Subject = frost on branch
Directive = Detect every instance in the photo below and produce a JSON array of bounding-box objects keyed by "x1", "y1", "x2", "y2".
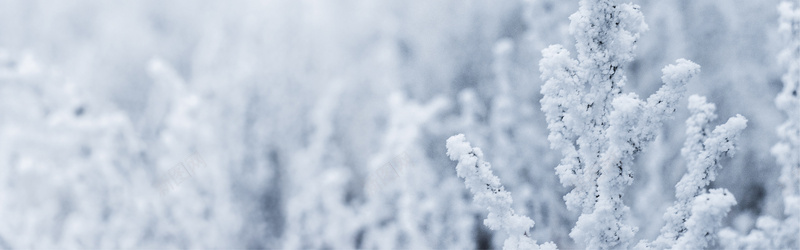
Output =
[
  {"x1": 539, "y1": 0, "x2": 700, "y2": 248},
  {"x1": 446, "y1": 134, "x2": 556, "y2": 250},
  {"x1": 640, "y1": 95, "x2": 746, "y2": 249},
  {"x1": 673, "y1": 189, "x2": 736, "y2": 249},
  {"x1": 720, "y1": 2, "x2": 800, "y2": 249}
]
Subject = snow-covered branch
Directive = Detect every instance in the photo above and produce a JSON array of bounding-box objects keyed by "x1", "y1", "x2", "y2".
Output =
[
  {"x1": 673, "y1": 189, "x2": 736, "y2": 249},
  {"x1": 446, "y1": 134, "x2": 556, "y2": 250},
  {"x1": 641, "y1": 95, "x2": 746, "y2": 249}
]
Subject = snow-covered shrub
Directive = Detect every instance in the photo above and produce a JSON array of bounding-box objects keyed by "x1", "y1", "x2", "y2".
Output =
[
  {"x1": 444, "y1": 0, "x2": 749, "y2": 249},
  {"x1": 4, "y1": 0, "x2": 799, "y2": 249},
  {"x1": 447, "y1": 96, "x2": 747, "y2": 249},
  {"x1": 538, "y1": 0, "x2": 707, "y2": 248}
]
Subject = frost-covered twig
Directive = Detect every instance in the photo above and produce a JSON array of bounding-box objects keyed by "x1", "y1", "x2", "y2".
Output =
[
  {"x1": 641, "y1": 95, "x2": 746, "y2": 249},
  {"x1": 673, "y1": 189, "x2": 736, "y2": 249},
  {"x1": 446, "y1": 134, "x2": 556, "y2": 250},
  {"x1": 539, "y1": 0, "x2": 701, "y2": 248}
]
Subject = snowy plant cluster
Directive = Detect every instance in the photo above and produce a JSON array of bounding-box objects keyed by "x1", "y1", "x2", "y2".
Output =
[{"x1": 0, "y1": 0, "x2": 798, "y2": 249}]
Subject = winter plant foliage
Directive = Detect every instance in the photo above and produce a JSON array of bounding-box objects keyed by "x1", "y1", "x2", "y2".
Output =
[
  {"x1": 448, "y1": 0, "x2": 749, "y2": 249},
  {"x1": 539, "y1": 0, "x2": 704, "y2": 248},
  {"x1": 642, "y1": 95, "x2": 746, "y2": 249},
  {"x1": 5, "y1": 0, "x2": 800, "y2": 249}
]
